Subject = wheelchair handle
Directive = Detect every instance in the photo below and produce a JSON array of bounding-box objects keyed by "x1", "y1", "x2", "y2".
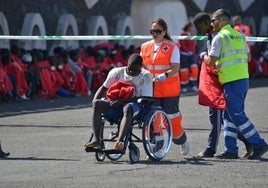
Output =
[{"x1": 137, "y1": 97, "x2": 155, "y2": 105}]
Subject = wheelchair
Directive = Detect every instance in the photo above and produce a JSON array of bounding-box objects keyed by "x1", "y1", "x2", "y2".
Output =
[{"x1": 85, "y1": 97, "x2": 173, "y2": 163}]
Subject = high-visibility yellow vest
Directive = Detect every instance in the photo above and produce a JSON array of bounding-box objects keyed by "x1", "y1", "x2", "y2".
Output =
[{"x1": 217, "y1": 24, "x2": 249, "y2": 85}]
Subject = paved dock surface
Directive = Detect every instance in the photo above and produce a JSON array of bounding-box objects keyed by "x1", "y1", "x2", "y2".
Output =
[{"x1": 1, "y1": 78, "x2": 268, "y2": 188}]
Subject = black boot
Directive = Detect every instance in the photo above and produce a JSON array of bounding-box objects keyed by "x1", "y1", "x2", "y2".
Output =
[
  {"x1": 0, "y1": 142, "x2": 10, "y2": 158},
  {"x1": 238, "y1": 133, "x2": 253, "y2": 158}
]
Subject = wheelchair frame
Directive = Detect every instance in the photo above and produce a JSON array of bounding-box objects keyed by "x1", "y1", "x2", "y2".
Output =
[{"x1": 85, "y1": 97, "x2": 173, "y2": 163}]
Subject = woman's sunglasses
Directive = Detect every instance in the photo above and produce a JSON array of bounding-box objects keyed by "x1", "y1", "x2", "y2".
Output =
[{"x1": 149, "y1": 29, "x2": 163, "y2": 35}]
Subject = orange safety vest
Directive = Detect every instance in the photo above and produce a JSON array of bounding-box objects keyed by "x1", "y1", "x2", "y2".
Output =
[
  {"x1": 234, "y1": 24, "x2": 251, "y2": 37},
  {"x1": 234, "y1": 24, "x2": 252, "y2": 49},
  {"x1": 141, "y1": 40, "x2": 180, "y2": 98}
]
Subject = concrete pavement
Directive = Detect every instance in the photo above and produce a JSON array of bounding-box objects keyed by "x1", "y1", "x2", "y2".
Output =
[{"x1": 1, "y1": 78, "x2": 268, "y2": 188}]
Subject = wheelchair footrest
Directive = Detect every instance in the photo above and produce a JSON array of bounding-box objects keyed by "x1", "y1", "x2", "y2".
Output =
[
  {"x1": 85, "y1": 147, "x2": 125, "y2": 154},
  {"x1": 85, "y1": 147, "x2": 100, "y2": 152},
  {"x1": 102, "y1": 149, "x2": 125, "y2": 154}
]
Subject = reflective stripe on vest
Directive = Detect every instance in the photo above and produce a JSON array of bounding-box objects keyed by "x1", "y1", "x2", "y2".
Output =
[
  {"x1": 144, "y1": 64, "x2": 179, "y2": 77},
  {"x1": 219, "y1": 58, "x2": 248, "y2": 68},
  {"x1": 144, "y1": 65, "x2": 171, "y2": 71},
  {"x1": 219, "y1": 32, "x2": 248, "y2": 68}
]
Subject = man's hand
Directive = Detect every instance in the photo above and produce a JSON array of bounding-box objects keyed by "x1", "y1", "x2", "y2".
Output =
[
  {"x1": 213, "y1": 64, "x2": 220, "y2": 74},
  {"x1": 154, "y1": 73, "x2": 167, "y2": 82}
]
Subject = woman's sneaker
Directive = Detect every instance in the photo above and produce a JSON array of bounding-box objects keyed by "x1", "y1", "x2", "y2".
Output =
[{"x1": 180, "y1": 141, "x2": 190, "y2": 156}]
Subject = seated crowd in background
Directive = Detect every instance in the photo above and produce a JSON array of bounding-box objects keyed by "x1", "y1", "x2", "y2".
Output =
[
  {"x1": 0, "y1": 42, "x2": 139, "y2": 103},
  {"x1": 0, "y1": 39, "x2": 267, "y2": 104}
]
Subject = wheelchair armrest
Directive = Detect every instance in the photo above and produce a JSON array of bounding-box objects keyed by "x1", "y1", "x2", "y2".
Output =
[
  {"x1": 103, "y1": 116, "x2": 121, "y2": 125},
  {"x1": 137, "y1": 97, "x2": 155, "y2": 106}
]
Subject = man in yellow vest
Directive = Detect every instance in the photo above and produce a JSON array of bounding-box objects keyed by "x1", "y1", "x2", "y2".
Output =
[{"x1": 203, "y1": 9, "x2": 268, "y2": 159}]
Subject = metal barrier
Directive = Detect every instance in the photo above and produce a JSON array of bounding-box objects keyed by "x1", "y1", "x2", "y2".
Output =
[{"x1": 0, "y1": 35, "x2": 267, "y2": 42}]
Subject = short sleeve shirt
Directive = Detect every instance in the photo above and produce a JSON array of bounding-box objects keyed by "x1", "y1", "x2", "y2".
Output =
[
  {"x1": 103, "y1": 67, "x2": 153, "y2": 97},
  {"x1": 208, "y1": 34, "x2": 222, "y2": 58}
]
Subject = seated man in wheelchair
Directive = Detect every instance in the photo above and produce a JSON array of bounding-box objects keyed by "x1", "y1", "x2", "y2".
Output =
[{"x1": 84, "y1": 53, "x2": 153, "y2": 151}]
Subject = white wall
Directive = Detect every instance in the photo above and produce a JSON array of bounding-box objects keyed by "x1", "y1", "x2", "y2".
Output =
[{"x1": 131, "y1": 0, "x2": 188, "y2": 47}]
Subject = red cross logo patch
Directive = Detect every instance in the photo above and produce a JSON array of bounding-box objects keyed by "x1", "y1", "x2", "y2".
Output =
[{"x1": 162, "y1": 45, "x2": 169, "y2": 52}]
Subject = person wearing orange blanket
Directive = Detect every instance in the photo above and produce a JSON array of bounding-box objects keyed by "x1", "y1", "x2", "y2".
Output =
[
  {"x1": 68, "y1": 49, "x2": 90, "y2": 96},
  {"x1": 140, "y1": 18, "x2": 190, "y2": 156},
  {"x1": 31, "y1": 50, "x2": 55, "y2": 99},
  {"x1": 2, "y1": 46, "x2": 29, "y2": 100},
  {"x1": 0, "y1": 68, "x2": 13, "y2": 102},
  {"x1": 30, "y1": 50, "x2": 71, "y2": 99}
]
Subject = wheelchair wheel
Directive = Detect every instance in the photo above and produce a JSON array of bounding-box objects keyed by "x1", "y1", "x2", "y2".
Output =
[
  {"x1": 106, "y1": 129, "x2": 123, "y2": 161},
  {"x1": 142, "y1": 108, "x2": 172, "y2": 161},
  {"x1": 129, "y1": 143, "x2": 140, "y2": 163},
  {"x1": 95, "y1": 151, "x2": 105, "y2": 162}
]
